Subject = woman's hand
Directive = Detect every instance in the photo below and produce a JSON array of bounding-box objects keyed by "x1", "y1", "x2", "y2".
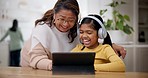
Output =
[
  {"x1": 48, "y1": 60, "x2": 52, "y2": 71},
  {"x1": 112, "y1": 43, "x2": 126, "y2": 59}
]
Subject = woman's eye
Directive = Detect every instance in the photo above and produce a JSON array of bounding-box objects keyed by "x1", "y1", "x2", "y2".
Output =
[
  {"x1": 79, "y1": 31, "x2": 83, "y2": 34},
  {"x1": 69, "y1": 20, "x2": 75, "y2": 23},
  {"x1": 60, "y1": 18, "x2": 64, "y2": 21}
]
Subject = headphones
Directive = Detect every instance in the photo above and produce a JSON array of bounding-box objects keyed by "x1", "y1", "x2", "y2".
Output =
[{"x1": 78, "y1": 15, "x2": 107, "y2": 39}]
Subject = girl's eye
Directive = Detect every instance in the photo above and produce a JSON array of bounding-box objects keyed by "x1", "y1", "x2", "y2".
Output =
[{"x1": 87, "y1": 31, "x2": 92, "y2": 34}]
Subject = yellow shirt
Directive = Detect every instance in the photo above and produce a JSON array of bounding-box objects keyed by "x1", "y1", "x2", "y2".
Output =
[{"x1": 71, "y1": 44, "x2": 125, "y2": 72}]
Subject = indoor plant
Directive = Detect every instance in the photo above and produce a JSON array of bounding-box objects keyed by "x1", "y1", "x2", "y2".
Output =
[{"x1": 99, "y1": 1, "x2": 134, "y2": 35}]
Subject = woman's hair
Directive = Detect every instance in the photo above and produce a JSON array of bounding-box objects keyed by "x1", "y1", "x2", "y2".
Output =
[
  {"x1": 79, "y1": 14, "x2": 112, "y2": 46},
  {"x1": 10, "y1": 19, "x2": 18, "y2": 31},
  {"x1": 35, "y1": 0, "x2": 80, "y2": 43}
]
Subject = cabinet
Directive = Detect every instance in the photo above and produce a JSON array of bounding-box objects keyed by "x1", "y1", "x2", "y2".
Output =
[
  {"x1": 120, "y1": 0, "x2": 148, "y2": 72},
  {"x1": 122, "y1": 45, "x2": 148, "y2": 72},
  {"x1": 138, "y1": 0, "x2": 148, "y2": 43}
]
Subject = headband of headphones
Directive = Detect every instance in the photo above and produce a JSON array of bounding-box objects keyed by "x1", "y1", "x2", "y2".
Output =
[
  {"x1": 79, "y1": 15, "x2": 107, "y2": 38},
  {"x1": 79, "y1": 16, "x2": 105, "y2": 30}
]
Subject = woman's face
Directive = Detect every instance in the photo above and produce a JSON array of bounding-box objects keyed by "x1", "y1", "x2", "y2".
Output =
[
  {"x1": 54, "y1": 9, "x2": 76, "y2": 32},
  {"x1": 79, "y1": 24, "x2": 99, "y2": 49}
]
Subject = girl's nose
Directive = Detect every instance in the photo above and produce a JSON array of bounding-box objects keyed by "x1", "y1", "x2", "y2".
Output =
[{"x1": 82, "y1": 33, "x2": 88, "y2": 39}]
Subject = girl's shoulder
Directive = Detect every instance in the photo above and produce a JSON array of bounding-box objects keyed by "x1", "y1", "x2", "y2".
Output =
[
  {"x1": 99, "y1": 44, "x2": 111, "y2": 47},
  {"x1": 77, "y1": 44, "x2": 84, "y2": 48},
  {"x1": 71, "y1": 44, "x2": 84, "y2": 52},
  {"x1": 97, "y1": 44, "x2": 112, "y2": 50},
  {"x1": 102, "y1": 44, "x2": 111, "y2": 47}
]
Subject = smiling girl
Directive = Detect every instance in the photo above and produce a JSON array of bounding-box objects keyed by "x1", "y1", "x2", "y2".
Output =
[{"x1": 71, "y1": 14, "x2": 126, "y2": 72}]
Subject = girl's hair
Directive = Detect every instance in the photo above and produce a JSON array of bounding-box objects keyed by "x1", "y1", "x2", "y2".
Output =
[
  {"x1": 35, "y1": 0, "x2": 80, "y2": 43},
  {"x1": 79, "y1": 14, "x2": 112, "y2": 46},
  {"x1": 10, "y1": 19, "x2": 18, "y2": 32}
]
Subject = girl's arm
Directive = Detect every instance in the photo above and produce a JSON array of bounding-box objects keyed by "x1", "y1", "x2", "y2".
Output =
[
  {"x1": 103, "y1": 32, "x2": 126, "y2": 59},
  {"x1": 95, "y1": 45, "x2": 126, "y2": 72}
]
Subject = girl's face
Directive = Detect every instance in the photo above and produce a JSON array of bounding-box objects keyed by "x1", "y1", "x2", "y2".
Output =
[
  {"x1": 54, "y1": 9, "x2": 76, "y2": 32},
  {"x1": 79, "y1": 24, "x2": 99, "y2": 49}
]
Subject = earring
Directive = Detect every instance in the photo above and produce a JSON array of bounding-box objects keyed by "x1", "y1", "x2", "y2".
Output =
[
  {"x1": 52, "y1": 19, "x2": 55, "y2": 24},
  {"x1": 53, "y1": 19, "x2": 55, "y2": 23}
]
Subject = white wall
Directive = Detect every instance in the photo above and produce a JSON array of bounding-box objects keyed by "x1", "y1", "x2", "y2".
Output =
[
  {"x1": 78, "y1": 0, "x2": 113, "y2": 19},
  {"x1": 0, "y1": 0, "x2": 58, "y2": 41}
]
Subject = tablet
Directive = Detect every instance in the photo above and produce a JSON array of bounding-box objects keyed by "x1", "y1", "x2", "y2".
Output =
[
  {"x1": 52, "y1": 52, "x2": 96, "y2": 75},
  {"x1": 52, "y1": 52, "x2": 95, "y2": 66}
]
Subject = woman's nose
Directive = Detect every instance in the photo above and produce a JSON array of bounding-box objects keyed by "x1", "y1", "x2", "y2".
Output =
[{"x1": 62, "y1": 21, "x2": 69, "y2": 26}]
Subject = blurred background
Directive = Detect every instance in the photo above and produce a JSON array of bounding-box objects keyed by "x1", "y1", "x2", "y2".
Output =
[{"x1": 0, "y1": 0, "x2": 148, "y2": 72}]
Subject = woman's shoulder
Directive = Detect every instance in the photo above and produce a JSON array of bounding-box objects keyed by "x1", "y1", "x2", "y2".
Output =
[
  {"x1": 33, "y1": 24, "x2": 52, "y2": 34},
  {"x1": 31, "y1": 24, "x2": 53, "y2": 40},
  {"x1": 34, "y1": 24, "x2": 51, "y2": 31},
  {"x1": 17, "y1": 27, "x2": 22, "y2": 32}
]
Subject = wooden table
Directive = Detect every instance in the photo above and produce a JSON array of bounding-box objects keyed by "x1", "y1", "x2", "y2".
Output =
[{"x1": 0, "y1": 67, "x2": 148, "y2": 78}]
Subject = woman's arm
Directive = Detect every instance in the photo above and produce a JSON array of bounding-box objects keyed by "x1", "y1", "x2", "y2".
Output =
[
  {"x1": 29, "y1": 42, "x2": 52, "y2": 70},
  {"x1": 0, "y1": 30, "x2": 9, "y2": 42},
  {"x1": 112, "y1": 43, "x2": 126, "y2": 59}
]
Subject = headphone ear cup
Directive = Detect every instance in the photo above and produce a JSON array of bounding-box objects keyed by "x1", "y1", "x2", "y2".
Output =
[
  {"x1": 98, "y1": 28, "x2": 107, "y2": 39},
  {"x1": 98, "y1": 28, "x2": 103, "y2": 39}
]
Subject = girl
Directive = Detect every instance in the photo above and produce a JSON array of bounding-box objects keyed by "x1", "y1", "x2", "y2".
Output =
[{"x1": 71, "y1": 14, "x2": 125, "y2": 72}]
